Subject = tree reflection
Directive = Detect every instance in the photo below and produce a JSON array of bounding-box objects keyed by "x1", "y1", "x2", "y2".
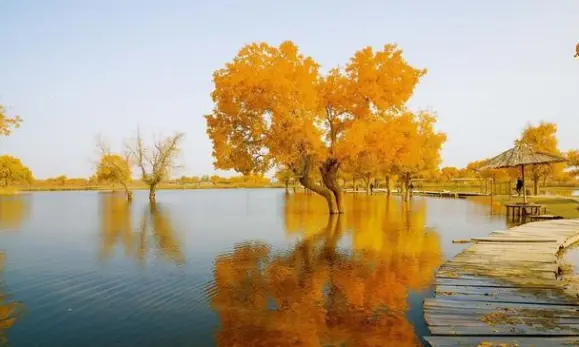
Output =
[
  {"x1": 98, "y1": 193, "x2": 184, "y2": 265},
  {"x1": 99, "y1": 193, "x2": 134, "y2": 259},
  {"x1": 0, "y1": 253, "x2": 25, "y2": 346},
  {"x1": 209, "y1": 193, "x2": 443, "y2": 346},
  {"x1": 0, "y1": 195, "x2": 30, "y2": 232}
]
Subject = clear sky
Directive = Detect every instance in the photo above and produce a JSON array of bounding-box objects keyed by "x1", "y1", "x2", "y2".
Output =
[{"x1": 0, "y1": 0, "x2": 578, "y2": 178}]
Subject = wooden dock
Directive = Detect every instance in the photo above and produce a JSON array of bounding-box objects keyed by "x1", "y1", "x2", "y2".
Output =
[
  {"x1": 343, "y1": 189, "x2": 489, "y2": 199},
  {"x1": 424, "y1": 219, "x2": 579, "y2": 347},
  {"x1": 412, "y1": 190, "x2": 489, "y2": 199}
]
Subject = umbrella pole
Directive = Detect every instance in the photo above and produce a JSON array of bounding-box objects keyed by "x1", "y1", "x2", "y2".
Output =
[{"x1": 521, "y1": 164, "x2": 527, "y2": 204}]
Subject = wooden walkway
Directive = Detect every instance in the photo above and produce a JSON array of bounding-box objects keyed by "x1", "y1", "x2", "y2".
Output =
[
  {"x1": 425, "y1": 219, "x2": 579, "y2": 347},
  {"x1": 343, "y1": 189, "x2": 489, "y2": 199}
]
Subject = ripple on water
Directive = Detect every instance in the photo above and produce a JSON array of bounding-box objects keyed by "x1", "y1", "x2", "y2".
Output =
[{"x1": 0, "y1": 191, "x2": 509, "y2": 346}]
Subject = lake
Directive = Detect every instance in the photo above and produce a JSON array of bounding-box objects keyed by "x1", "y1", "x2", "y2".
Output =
[{"x1": 0, "y1": 190, "x2": 507, "y2": 347}]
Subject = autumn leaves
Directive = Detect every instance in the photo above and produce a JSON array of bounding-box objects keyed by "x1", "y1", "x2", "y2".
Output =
[
  {"x1": 206, "y1": 41, "x2": 446, "y2": 213},
  {"x1": 0, "y1": 105, "x2": 21, "y2": 137}
]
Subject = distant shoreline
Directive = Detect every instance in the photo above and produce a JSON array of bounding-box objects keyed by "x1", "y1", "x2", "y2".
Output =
[{"x1": 8, "y1": 185, "x2": 286, "y2": 193}]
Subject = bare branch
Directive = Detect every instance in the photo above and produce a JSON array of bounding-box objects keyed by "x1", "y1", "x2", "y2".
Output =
[{"x1": 125, "y1": 130, "x2": 185, "y2": 201}]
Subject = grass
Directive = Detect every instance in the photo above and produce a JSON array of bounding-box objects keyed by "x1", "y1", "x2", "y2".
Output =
[
  {"x1": 532, "y1": 197, "x2": 579, "y2": 219},
  {"x1": 470, "y1": 195, "x2": 579, "y2": 219},
  {"x1": 417, "y1": 182, "x2": 578, "y2": 196}
]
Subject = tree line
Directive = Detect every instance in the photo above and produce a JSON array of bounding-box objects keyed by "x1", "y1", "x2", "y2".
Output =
[
  {"x1": 1, "y1": 110, "x2": 272, "y2": 199},
  {"x1": 433, "y1": 122, "x2": 579, "y2": 195},
  {"x1": 3, "y1": 41, "x2": 579, "y2": 210}
]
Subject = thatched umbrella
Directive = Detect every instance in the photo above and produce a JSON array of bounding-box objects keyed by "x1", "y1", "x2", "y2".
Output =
[{"x1": 479, "y1": 143, "x2": 567, "y2": 203}]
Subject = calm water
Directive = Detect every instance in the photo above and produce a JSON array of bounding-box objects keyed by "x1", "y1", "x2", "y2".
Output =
[{"x1": 0, "y1": 190, "x2": 507, "y2": 347}]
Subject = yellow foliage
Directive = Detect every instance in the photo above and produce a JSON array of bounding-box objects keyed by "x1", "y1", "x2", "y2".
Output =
[
  {"x1": 96, "y1": 154, "x2": 132, "y2": 187},
  {"x1": 518, "y1": 122, "x2": 563, "y2": 193},
  {"x1": 206, "y1": 41, "x2": 438, "y2": 212},
  {"x1": 0, "y1": 156, "x2": 33, "y2": 187},
  {"x1": 567, "y1": 149, "x2": 579, "y2": 177},
  {"x1": 462, "y1": 160, "x2": 519, "y2": 182},
  {"x1": 0, "y1": 105, "x2": 22, "y2": 136},
  {"x1": 440, "y1": 166, "x2": 460, "y2": 182},
  {"x1": 519, "y1": 121, "x2": 559, "y2": 153}
]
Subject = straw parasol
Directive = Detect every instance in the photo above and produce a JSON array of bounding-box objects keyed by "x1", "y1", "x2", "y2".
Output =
[{"x1": 479, "y1": 143, "x2": 567, "y2": 203}]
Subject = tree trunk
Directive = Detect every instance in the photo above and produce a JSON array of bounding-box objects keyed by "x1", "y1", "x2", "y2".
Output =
[
  {"x1": 533, "y1": 175, "x2": 539, "y2": 196},
  {"x1": 542, "y1": 175, "x2": 547, "y2": 192},
  {"x1": 149, "y1": 184, "x2": 157, "y2": 203},
  {"x1": 385, "y1": 176, "x2": 391, "y2": 195},
  {"x1": 121, "y1": 182, "x2": 133, "y2": 202},
  {"x1": 299, "y1": 174, "x2": 339, "y2": 214},
  {"x1": 402, "y1": 173, "x2": 411, "y2": 201},
  {"x1": 320, "y1": 158, "x2": 344, "y2": 213}
]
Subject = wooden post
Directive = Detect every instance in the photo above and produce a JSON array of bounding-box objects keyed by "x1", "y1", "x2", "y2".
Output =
[{"x1": 521, "y1": 164, "x2": 527, "y2": 204}]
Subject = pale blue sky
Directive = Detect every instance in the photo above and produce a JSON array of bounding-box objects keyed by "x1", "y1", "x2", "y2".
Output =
[{"x1": 0, "y1": 0, "x2": 577, "y2": 178}]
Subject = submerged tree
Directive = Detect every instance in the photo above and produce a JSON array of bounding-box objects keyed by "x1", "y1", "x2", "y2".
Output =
[
  {"x1": 0, "y1": 105, "x2": 22, "y2": 137},
  {"x1": 126, "y1": 130, "x2": 184, "y2": 203},
  {"x1": 275, "y1": 167, "x2": 296, "y2": 193},
  {"x1": 96, "y1": 138, "x2": 133, "y2": 200},
  {"x1": 206, "y1": 41, "x2": 438, "y2": 213}
]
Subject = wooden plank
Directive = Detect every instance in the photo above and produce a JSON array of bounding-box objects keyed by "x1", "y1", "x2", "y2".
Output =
[
  {"x1": 435, "y1": 277, "x2": 563, "y2": 289},
  {"x1": 428, "y1": 324, "x2": 579, "y2": 336},
  {"x1": 425, "y1": 313, "x2": 579, "y2": 325},
  {"x1": 424, "y1": 336, "x2": 579, "y2": 347},
  {"x1": 440, "y1": 263, "x2": 557, "y2": 273},
  {"x1": 425, "y1": 298, "x2": 579, "y2": 312},
  {"x1": 437, "y1": 269, "x2": 557, "y2": 281},
  {"x1": 471, "y1": 237, "x2": 559, "y2": 243},
  {"x1": 435, "y1": 285, "x2": 573, "y2": 304}
]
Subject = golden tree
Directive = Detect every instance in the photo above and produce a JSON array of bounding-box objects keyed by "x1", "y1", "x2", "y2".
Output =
[
  {"x1": 96, "y1": 155, "x2": 133, "y2": 200},
  {"x1": 567, "y1": 149, "x2": 579, "y2": 178},
  {"x1": 0, "y1": 105, "x2": 22, "y2": 136},
  {"x1": 0, "y1": 156, "x2": 33, "y2": 188},
  {"x1": 206, "y1": 41, "x2": 429, "y2": 213},
  {"x1": 387, "y1": 112, "x2": 446, "y2": 198},
  {"x1": 518, "y1": 122, "x2": 562, "y2": 195},
  {"x1": 96, "y1": 137, "x2": 133, "y2": 200},
  {"x1": 440, "y1": 167, "x2": 459, "y2": 182}
]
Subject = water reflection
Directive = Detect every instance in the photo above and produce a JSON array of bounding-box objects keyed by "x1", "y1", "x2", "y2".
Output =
[
  {"x1": 209, "y1": 193, "x2": 443, "y2": 346},
  {"x1": 98, "y1": 193, "x2": 184, "y2": 265},
  {"x1": 0, "y1": 195, "x2": 30, "y2": 232},
  {"x1": 0, "y1": 253, "x2": 25, "y2": 346}
]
